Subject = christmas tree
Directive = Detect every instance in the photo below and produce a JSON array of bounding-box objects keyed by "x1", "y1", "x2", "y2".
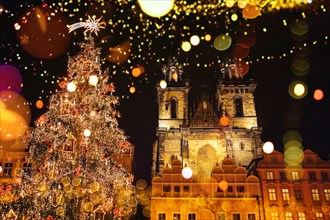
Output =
[{"x1": 0, "y1": 18, "x2": 138, "y2": 219}]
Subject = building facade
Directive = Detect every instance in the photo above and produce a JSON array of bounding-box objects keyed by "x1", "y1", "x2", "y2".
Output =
[{"x1": 253, "y1": 149, "x2": 330, "y2": 220}]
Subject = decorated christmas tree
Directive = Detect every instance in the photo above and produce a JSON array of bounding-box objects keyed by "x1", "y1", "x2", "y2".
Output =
[{"x1": 0, "y1": 18, "x2": 138, "y2": 219}]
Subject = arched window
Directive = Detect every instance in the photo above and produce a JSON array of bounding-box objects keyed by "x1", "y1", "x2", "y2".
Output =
[
  {"x1": 170, "y1": 98, "x2": 177, "y2": 118},
  {"x1": 234, "y1": 96, "x2": 243, "y2": 117}
]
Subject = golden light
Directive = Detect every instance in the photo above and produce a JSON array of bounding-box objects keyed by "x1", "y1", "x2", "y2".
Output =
[
  {"x1": 313, "y1": 89, "x2": 324, "y2": 101},
  {"x1": 263, "y1": 141, "x2": 274, "y2": 154},
  {"x1": 129, "y1": 86, "x2": 136, "y2": 93},
  {"x1": 219, "y1": 180, "x2": 228, "y2": 191},
  {"x1": 293, "y1": 83, "x2": 305, "y2": 96},
  {"x1": 205, "y1": 34, "x2": 211, "y2": 41},
  {"x1": 138, "y1": 0, "x2": 174, "y2": 18},
  {"x1": 231, "y1": 13, "x2": 238, "y2": 21},
  {"x1": 213, "y1": 34, "x2": 232, "y2": 51},
  {"x1": 190, "y1": 35, "x2": 200, "y2": 46},
  {"x1": 238, "y1": 0, "x2": 248, "y2": 8},
  {"x1": 181, "y1": 41, "x2": 191, "y2": 52},
  {"x1": 88, "y1": 75, "x2": 99, "y2": 86},
  {"x1": 90, "y1": 110, "x2": 97, "y2": 117},
  {"x1": 182, "y1": 166, "x2": 193, "y2": 179},
  {"x1": 36, "y1": 100, "x2": 44, "y2": 109},
  {"x1": 0, "y1": 165, "x2": 2, "y2": 173},
  {"x1": 159, "y1": 80, "x2": 167, "y2": 89},
  {"x1": 83, "y1": 129, "x2": 91, "y2": 137},
  {"x1": 67, "y1": 82, "x2": 76, "y2": 92}
]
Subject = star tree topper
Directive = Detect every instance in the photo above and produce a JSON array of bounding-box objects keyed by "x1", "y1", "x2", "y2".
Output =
[{"x1": 68, "y1": 16, "x2": 105, "y2": 35}]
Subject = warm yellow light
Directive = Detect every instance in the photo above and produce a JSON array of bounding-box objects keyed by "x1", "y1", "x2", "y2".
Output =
[
  {"x1": 129, "y1": 86, "x2": 136, "y2": 93},
  {"x1": 231, "y1": 13, "x2": 238, "y2": 21},
  {"x1": 263, "y1": 141, "x2": 274, "y2": 154},
  {"x1": 0, "y1": 165, "x2": 2, "y2": 173},
  {"x1": 83, "y1": 129, "x2": 91, "y2": 137},
  {"x1": 88, "y1": 75, "x2": 99, "y2": 86},
  {"x1": 159, "y1": 80, "x2": 167, "y2": 89},
  {"x1": 205, "y1": 34, "x2": 211, "y2": 41},
  {"x1": 294, "y1": 83, "x2": 305, "y2": 96},
  {"x1": 181, "y1": 41, "x2": 191, "y2": 52},
  {"x1": 190, "y1": 35, "x2": 200, "y2": 46},
  {"x1": 182, "y1": 166, "x2": 193, "y2": 179},
  {"x1": 138, "y1": 0, "x2": 174, "y2": 17},
  {"x1": 67, "y1": 82, "x2": 76, "y2": 92}
]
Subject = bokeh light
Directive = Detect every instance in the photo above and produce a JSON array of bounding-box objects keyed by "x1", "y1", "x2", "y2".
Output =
[
  {"x1": 290, "y1": 20, "x2": 309, "y2": 36},
  {"x1": 205, "y1": 34, "x2": 211, "y2": 41},
  {"x1": 16, "y1": 6, "x2": 70, "y2": 59},
  {"x1": 88, "y1": 75, "x2": 99, "y2": 86},
  {"x1": 159, "y1": 80, "x2": 167, "y2": 89},
  {"x1": 138, "y1": 0, "x2": 174, "y2": 18},
  {"x1": 35, "y1": 100, "x2": 44, "y2": 109},
  {"x1": 218, "y1": 180, "x2": 228, "y2": 191},
  {"x1": 136, "y1": 179, "x2": 147, "y2": 190},
  {"x1": 313, "y1": 89, "x2": 324, "y2": 101},
  {"x1": 288, "y1": 81, "x2": 307, "y2": 99},
  {"x1": 242, "y1": 4, "x2": 260, "y2": 19},
  {"x1": 182, "y1": 166, "x2": 193, "y2": 179},
  {"x1": 129, "y1": 86, "x2": 136, "y2": 94},
  {"x1": 107, "y1": 40, "x2": 131, "y2": 65},
  {"x1": 263, "y1": 141, "x2": 274, "y2": 154},
  {"x1": 67, "y1": 82, "x2": 77, "y2": 92},
  {"x1": 190, "y1": 35, "x2": 200, "y2": 46},
  {"x1": 0, "y1": 64, "x2": 22, "y2": 94},
  {"x1": 132, "y1": 66, "x2": 145, "y2": 78},
  {"x1": 181, "y1": 41, "x2": 191, "y2": 52},
  {"x1": 214, "y1": 34, "x2": 232, "y2": 51},
  {"x1": 83, "y1": 129, "x2": 91, "y2": 137}
]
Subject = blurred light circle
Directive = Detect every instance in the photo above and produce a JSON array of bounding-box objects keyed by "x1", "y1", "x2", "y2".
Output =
[
  {"x1": 83, "y1": 129, "x2": 91, "y2": 137},
  {"x1": 290, "y1": 20, "x2": 309, "y2": 36},
  {"x1": 16, "y1": 6, "x2": 70, "y2": 59},
  {"x1": 190, "y1": 35, "x2": 200, "y2": 46},
  {"x1": 67, "y1": 82, "x2": 76, "y2": 92},
  {"x1": 0, "y1": 64, "x2": 22, "y2": 94},
  {"x1": 88, "y1": 75, "x2": 99, "y2": 86},
  {"x1": 35, "y1": 100, "x2": 44, "y2": 109},
  {"x1": 181, "y1": 41, "x2": 191, "y2": 52},
  {"x1": 138, "y1": 0, "x2": 174, "y2": 17},
  {"x1": 14, "y1": 23, "x2": 21, "y2": 30},
  {"x1": 213, "y1": 34, "x2": 232, "y2": 51},
  {"x1": 282, "y1": 130, "x2": 302, "y2": 146},
  {"x1": 231, "y1": 13, "x2": 238, "y2": 21},
  {"x1": 205, "y1": 34, "x2": 211, "y2": 41},
  {"x1": 132, "y1": 66, "x2": 145, "y2": 77},
  {"x1": 237, "y1": 33, "x2": 256, "y2": 48},
  {"x1": 219, "y1": 115, "x2": 230, "y2": 127},
  {"x1": 159, "y1": 80, "x2": 167, "y2": 89},
  {"x1": 242, "y1": 4, "x2": 260, "y2": 19},
  {"x1": 129, "y1": 86, "x2": 136, "y2": 93},
  {"x1": 238, "y1": 0, "x2": 248, "y2": 8},
  {"x1": 136, "y1": 179, "x2": 148, "y2": 190},
  {"x1": 313, "y1": 89, "x2": 324, "y2": 101},
  {"x1": 225, "y1": 0, "x2": 236, "y2": 7},
  {"x1": 291, "y1": 57, "x2": 310, "y2": 74},
  {"x1": 231, "y1": 44, "x2": 249, "y2": 59},
  {"x1": 219, "y1": 180, "x2": 228, "y2": 191},
  {"x1": 182, "y1": 166, "x2": 193, "y2": 179},
  {"x1": 284, "y1": 146, "x2": 304, "y2": 166},
  {"x1": 288, "y1": 81, "x2": 307, "y2": 99},
  {"x1": 263, "y1": 141, "x2": 274, "y2": 154}
]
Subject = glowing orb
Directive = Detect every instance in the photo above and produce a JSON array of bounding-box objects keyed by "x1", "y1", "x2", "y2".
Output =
[
  {"x1": 181, "y1": 41, "x2": 191, "y2": 52},
  {"x1": 83, "y1": 129, "x2": 91, "y2": 137},
  {"x1": 225, "y1": 0, "x2": 236, "y2": 7},
  {"x1": 16, "y1": 6, "x2": 70, "y2": 59},
  {"x1": 136, "y1": 179, "x2": 148, "y2": 190},
  {"x1": 159, "y1": 80, "x2": 167, "y2": 89},
  {"x1": 219, "y1": 115, "x2": 230, "y2": 127},
  {"x1": 219, "y1": 180, "x2": 228, "y2": 191},
  {"x1": 263, "y1": 141, "x2": 274, "y2": 154},
  {"x1": 132, "y1": 66, "x2": 145, "y2": 77},
  {"x1": 288, "y1": 81, "x2": 307, "y2": 99},
  {"x1": 67, "y1": 82, "x2": 76, "y2": 92},
  {"x1": 0, "y1": 64, "x2": 22, "y2": 94},
  {"x1": 242, "y1": 4, "x2": 260, "y2": 19},
  {"x1": 190, "y1": 35, "x2": 200, "y2": 46},
  {"x1": 294, "y1": 83, "x2": 305, "y2": 96},
  {"x1": 138, "y1": 0, "x2": 174, "y2": 18},
  {"x1": 129, "y1": 86, "x2": 136, "y2": 93},
  {"x1": 238, "y1": 0, "x2": 248, "y2": 8},
  {"x1": 88, "y1": 75, "x2": 99, "y2": 86},
  {"x1": 313, "y1": 89, "x2": 323, "y2": 101},
  {"x1": 290, "y1": 20, "x2": 309, "y2": 36},
  {"x1": 205, "y1": 34, "x2": 211, "y2": 41},
  {"x1": 213, "y1": 34, "x2": 232, "y2": 51},
  {"x1": 231, "y1": 13, "x2": 238, "y2": 21},
  {"x1": 35, "y1": 100, "x2": 44, "y2": 109},
  {"x1": 182, "y1": 166, "x2": 193, "y2": 179}
]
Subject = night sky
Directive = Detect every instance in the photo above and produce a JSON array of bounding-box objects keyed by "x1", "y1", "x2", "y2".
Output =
[{"x1": 1, "y1": 0, "x2": 330, "y2": 183}]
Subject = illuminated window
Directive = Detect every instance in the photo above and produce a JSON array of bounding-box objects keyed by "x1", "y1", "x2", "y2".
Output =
[
  {"x1": 22, "y1": 162, "x2": 32, "y2": 176},
  {"x1": 294, "y1": 189, "x2": 303, "y2": 201},
  {"x1": 285, "y1": 212, "x2": 293, "y2": 220},
  {"x1": 3, "y1": 163, "x2": 14, "y2": 178},
  {"x1": 248, "y1": 214, "x2": 256, "y2": 220},
  {"x1": 234, "y1": 97, "x2": 243, "y2": 117},
  {"x1": 170, "y1": 98, "x2": 177, "y2": 119},
  {"x1": 173, "y1": 213, "x2": 181, "y2": 220},
  {"x1": 268, "y1": 188, "x2": 276, "y2": 200},
  {"x1": 312, "y1": 189, "x2": 320, "y2": 201},
  {"x1": 324, "y1": 189, "x2": 330, "y2": 201},
  {"x1": 158, "y1": 213, "x2": 166, "y2": 220},
  {"x1": 316, "y1": 213, "x2": 323, "y2": 220},
  {"x1": 266, "y1": 171, "x2": 274, "y2": 180},
  {"x1": 309, "y1": 172, "x2": 316, "y2": 180},
  {"x1": 233, "y1": 213, "x2": 241, "y2": 220},
  {"x1": 321, "y1": 172, "x2": 328, "y2": 180},
  {"x1": 298, "y1": 212, "x2": 306, "y2": 220},
  {"x1": 282, "y1": 188, "x2": 290, "y2": 201},
  {"x1": 270, "y1": 212, "x2": 279, "y2": 220},
  {"x1": 292, "y1": 171, "x2": 299, "y2": 180},
  {"x1": 188, "y1": 213, "x2": 196, "y2": 220}
]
